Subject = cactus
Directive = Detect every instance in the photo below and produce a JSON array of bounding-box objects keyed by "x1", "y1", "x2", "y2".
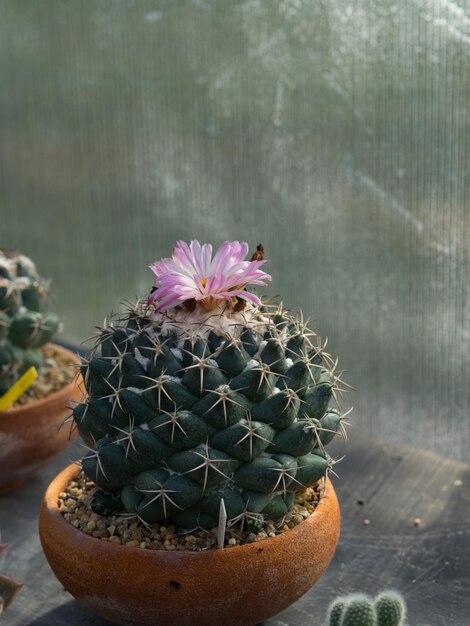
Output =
[
  {"x1": 0, "y1": 544, "x2": 22, "y2": 617},
  {"x1": 76, "y1": 240, "x2": 350, "y2": 530},
  {"x1": 326, "y1": 591, "x2": 407, "y2": 626},
  {"x1": 0, "y1": 249, "x2": 60, "y2": 394}
]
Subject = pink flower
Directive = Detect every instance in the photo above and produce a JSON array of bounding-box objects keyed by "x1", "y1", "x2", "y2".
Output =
[{"x1": 148, "y1": 240, "x2": 271, "y2": 312}]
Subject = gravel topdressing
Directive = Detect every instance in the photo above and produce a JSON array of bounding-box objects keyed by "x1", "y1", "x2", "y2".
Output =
[
  {"x1": 12, "y1": 343, "x2": 76, "y2": 407},
  {"x1": 59, "y1": 470, "x2": 325, "y2": 551}
]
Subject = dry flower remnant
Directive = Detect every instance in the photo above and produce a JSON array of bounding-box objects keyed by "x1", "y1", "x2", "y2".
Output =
[
  {"x1": 70, "y1": 240, "x2": 351, "y2": 537},
  {"x1": 0, "y1": 544, "x2": 22, "y2": 616}
]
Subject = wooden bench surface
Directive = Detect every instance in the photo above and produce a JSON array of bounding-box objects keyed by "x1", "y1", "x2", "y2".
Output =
[{"x1": 1, "y1": 436, "x2": 469, "y2": 626}]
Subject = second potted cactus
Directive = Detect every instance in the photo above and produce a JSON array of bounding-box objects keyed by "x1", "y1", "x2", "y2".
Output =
[{"x1": 0, "y1": 249, "x2": 81, "y2": 494}]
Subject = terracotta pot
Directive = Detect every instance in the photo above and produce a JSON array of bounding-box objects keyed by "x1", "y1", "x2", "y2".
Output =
[
  {"x1": 39, "y1": 464, "x2": 340, "y2": 626},
  {"x1": 0, "y1": 344, "x2": 82, "y2": 495}
]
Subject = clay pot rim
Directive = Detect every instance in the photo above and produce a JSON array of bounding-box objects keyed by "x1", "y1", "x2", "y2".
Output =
[
  {"x1": 0, "y1": 343, "x2": 81, "y2": 416},
  {"x1": 42, "y1": 463, "x2": 338, "y2": 560}
]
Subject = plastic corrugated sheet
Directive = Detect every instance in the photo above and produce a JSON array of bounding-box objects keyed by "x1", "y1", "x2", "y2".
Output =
[{"x1": 1, "y1": 1, "x2": 468, "y2": 460}]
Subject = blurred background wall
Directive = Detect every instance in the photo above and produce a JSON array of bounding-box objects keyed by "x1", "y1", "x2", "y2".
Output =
[{"x1": 1, "y1": 0, "x2": 468, "y2": 460}]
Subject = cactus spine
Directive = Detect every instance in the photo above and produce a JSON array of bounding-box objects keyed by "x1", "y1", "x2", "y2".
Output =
[{"x1": 0, "y1": 249, "x2": 60, "y2": 394}]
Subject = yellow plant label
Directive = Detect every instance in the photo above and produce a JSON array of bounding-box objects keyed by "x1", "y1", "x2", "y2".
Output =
[{"x1": 0, "y1": 367, "x2": 38, "y2": 411}]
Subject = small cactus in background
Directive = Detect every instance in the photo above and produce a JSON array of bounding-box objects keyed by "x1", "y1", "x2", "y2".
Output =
[
  {"x1": 0, "y1": 544, "x2": 22, "y2": 617},
  {"x1": 0, "y1": 249, "x2": 60, "y2": 395},
  {"x1": 327, "y1": 591, "x2": 407, "y2": 626},
  {"x1": 75, "y1": 240, "x2": 350, "y2": 530}
]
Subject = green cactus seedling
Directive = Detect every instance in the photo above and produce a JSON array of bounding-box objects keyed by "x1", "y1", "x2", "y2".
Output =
[{"x1": 326, "y1": 591, "x2": 407, "y2": 626}]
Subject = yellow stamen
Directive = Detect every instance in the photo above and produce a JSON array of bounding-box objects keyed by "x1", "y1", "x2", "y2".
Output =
[{"x1": 201, "y1": 277, "x2": 207, "y2": 288}]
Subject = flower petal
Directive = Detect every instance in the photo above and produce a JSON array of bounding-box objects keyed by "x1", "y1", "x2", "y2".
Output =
[{"x1": 148, "y1": 240, "x2": 271, "y2": 312}]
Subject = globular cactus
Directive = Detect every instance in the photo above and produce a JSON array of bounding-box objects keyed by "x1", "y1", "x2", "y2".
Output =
[
  {"x1": 75, "y1": 240, "x2": 350, "y2": 530},
  {"x1": 327, "y1": 591, "x2": 407, "y2": 626},
  {"x1": 0, "y1": 544, "x2": 22, "y2": 617},
  {"x1": 0, "y1": 249, "x2": 60, "y2": 394}
]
